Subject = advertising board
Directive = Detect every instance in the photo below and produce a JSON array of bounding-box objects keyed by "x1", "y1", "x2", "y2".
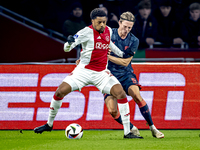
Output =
[{"x1": 0, "y1": 64, "x2": 199, "y2": 129}]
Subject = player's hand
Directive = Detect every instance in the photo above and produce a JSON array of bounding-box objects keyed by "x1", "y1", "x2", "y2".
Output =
[
  {"x1": 67, "y1": 35, "x2": 75, "y2": 45},
  {"x1": 76, "y1": 59, "x2": 80, "y2": 66},
  {"x1": 106, "y1": 48, "x2": 111, "y2": 61},
  {"x1": 107, "y1": 48, "x2": 111, "y2": 56}
]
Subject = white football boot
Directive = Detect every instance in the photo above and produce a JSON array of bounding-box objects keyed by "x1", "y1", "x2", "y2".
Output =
[
  {"x1": 130, "y1": 126, "x2": 140, "y2": 136},
  {"x1": 151, "y1": 129, "x2": 164, "y2": 139}
]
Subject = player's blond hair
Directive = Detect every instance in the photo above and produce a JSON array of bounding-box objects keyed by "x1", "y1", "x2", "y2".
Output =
[{"x1": 119, "y1": 12, "x2": 135, "y2": 23}]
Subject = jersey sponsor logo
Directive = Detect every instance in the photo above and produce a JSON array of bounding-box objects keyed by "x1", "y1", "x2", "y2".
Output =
[{"x1": 96, "y1": 42, "x2": 109, "y2": 50}]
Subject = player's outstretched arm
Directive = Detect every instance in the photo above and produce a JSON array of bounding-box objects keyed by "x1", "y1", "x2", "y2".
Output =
[
  {"x1": 108, "y1": 55, "x2": 133, "y2": 67},
  {"x1": 109, "y1": 41, "x2": 136, "y2": 58},
  {"x1": 64, "y1": 27, "x2": 89, "y2": 52},
  {"x1": 109, "y1": 41, "x2": 124, "y2": 57}
]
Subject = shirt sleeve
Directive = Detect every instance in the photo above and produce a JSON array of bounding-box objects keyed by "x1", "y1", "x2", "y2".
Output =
[
  {"x1": 109, "y1": 41, "x2": 124, "y2": 57},
  {"x1": 64, "y1": 27, "x2": 90, "y2": 52}
]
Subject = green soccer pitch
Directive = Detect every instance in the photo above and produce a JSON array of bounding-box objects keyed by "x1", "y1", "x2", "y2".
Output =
[{"x1": 0, "y1": 130, "x2": 200, "y2": 150}]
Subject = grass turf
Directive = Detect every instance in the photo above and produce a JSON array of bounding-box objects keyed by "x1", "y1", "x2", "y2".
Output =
[{"x1": 0, "y1": 130, "x2": 199, "y2": 150}]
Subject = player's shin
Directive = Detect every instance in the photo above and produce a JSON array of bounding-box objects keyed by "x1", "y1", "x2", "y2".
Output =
[
  {"x1": 47, "y1": 94, "x2": 63, "y2": 127},
  {"x1": 137, "y1": 99, "x2": 153, "y2": 126},
  {"x1": 117, "y1": 98, "x2": 130, "y2": 135},
  {"x1": 114, "y1": 112, "x2": 134, "y2": 129}
]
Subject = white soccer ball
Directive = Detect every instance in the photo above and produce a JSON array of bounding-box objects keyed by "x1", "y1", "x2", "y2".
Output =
[{"x1": 65, "y1": 123, "x2": 83, "y2": 139}]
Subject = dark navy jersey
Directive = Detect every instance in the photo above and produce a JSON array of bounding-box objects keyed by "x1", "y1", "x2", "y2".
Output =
[{"x1": 108, "y1": 28, "x2": 139, "y2": 79}]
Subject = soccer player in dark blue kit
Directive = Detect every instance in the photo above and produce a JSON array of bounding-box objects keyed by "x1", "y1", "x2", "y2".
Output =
[{"x1": 105, "y1": 12, "x2": 164, "y2": 138}]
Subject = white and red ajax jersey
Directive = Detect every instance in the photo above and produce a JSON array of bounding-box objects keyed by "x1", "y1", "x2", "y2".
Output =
[{"x1": 64, "y1": 25, "x2": 124, "y2": 71}]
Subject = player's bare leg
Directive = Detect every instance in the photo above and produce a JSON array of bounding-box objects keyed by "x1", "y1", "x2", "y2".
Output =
[
  {"x1": 128, "y1": 85, "x2": 164, "y2": 139},
  {"x1": 105, "y1": 96, "x2": 118, "y2": 118},
  {"x1": 34, "y1": 82, "x2": 71, "y2": 134},
  {"x1": 110, "y1": 84, "x2": 143, "y2": 139},
  {"x1": 105, "y1": 95, "x2": 140, "y2": 136}
]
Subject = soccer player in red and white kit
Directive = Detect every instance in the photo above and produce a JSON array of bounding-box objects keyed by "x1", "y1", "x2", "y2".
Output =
[{"x1": 34, "y1": 8, "x2": 143, "y2": 139}]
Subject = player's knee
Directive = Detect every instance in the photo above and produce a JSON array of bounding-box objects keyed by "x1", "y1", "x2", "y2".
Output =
[
  {"x1": 55, "y1": 90, "x2": 64, "y2": 98},
  {"x1": 128, "y1": 86, "x2": 142, "y2": 102},
  {"x1": 110, "y1": 84, "x2": 126, "y2": 99},
  {"x1": 55, "y1": 83, "x2": 71, "y2": 98},
  {"x1": 55, "y1": 88, "x2": 68, "y2": 98},
  {"x1": 113, "y1": 89, "x2": 126, "y2": 99},
  {"x1": 116, "y1": 90, "x2": 126, "y2": 99}
]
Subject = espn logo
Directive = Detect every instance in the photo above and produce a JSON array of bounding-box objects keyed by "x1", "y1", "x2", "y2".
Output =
[
  {"x1": 135, "y1": 73, "x2": 185, "y2": 121},
  {"x1": 0, "y1": 73, "x2": 185, "y2": 121}
]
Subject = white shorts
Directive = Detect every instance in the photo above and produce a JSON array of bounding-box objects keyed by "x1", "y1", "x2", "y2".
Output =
[{"x1": 63, "y1": 66, "x2": 120, "y2": 94}]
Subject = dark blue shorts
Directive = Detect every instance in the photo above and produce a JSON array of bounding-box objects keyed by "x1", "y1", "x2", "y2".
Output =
[{"x1": 104, "y1": 72, "x2": 141, "y2": 100}]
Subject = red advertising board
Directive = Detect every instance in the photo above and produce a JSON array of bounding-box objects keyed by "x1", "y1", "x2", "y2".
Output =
[
  {"x1": 0, "y1": 64, "x2": 200, "y2": 130},
  {"x1": 145, "y1": 48, "x2": 200, "y2": 58}
]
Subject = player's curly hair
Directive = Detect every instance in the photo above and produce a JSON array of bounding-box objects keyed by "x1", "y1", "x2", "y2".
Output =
[
  {"x1": 90, "y1": 8, "x2": 107, "y2": 20},
  {"x1": 119, "y1": 12, "x2": 136, "y2": 22}
]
